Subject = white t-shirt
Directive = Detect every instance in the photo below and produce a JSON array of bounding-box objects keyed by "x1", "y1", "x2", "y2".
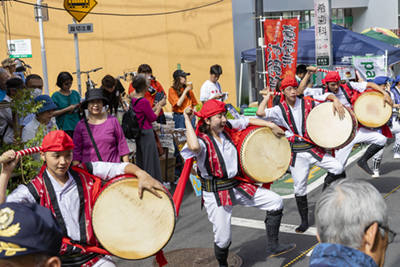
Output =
[{"x1": 200, "y1": 80, "x2": 222, "y2": 102}]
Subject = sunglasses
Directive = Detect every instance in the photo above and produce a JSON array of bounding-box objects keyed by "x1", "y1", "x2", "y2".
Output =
[{"x1": 364, "y1": 222, "x2": 396, "y2": 244}]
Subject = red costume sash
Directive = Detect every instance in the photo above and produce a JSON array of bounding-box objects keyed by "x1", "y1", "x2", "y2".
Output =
[
  {"x1": 27, "y1": 163, "x2": 105, "y2": 267},
  {"x1": 196, "y1": 126, "x2": 258, "y2": 206},
  {"x1": 278, "y1": 97, "x2": 326, "y2": 165}
]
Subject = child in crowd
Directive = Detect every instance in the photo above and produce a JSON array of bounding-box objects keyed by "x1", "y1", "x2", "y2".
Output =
[{"x1": 200, "y1": 64, "x2": 226, "y2": 104}]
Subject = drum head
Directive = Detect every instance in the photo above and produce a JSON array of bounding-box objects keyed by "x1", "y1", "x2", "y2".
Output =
[
  {"x1": 240, "y1": 127, "x2": 291, "y2": 183},
  {"x1": 92, "y1": 178, "x2": 176, "y2": 260},
  {"x1": 307, "y1": 102, "x2": 355, "y2": 149},
  {"x1": 354, "y1": 91, "x2": 392, "y2": 128}
]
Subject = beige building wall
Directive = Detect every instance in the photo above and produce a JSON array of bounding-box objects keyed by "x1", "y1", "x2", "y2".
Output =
[{"x1": 0, "y1": 0, "x2": 237, "y2": 111}]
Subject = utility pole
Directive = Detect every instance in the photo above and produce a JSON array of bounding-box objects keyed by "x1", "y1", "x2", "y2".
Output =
[
  {"x1": 36, "y1": 0, "x2": 49, "y2": 95},
  {"x1": 255, "y1": 0, "x2": 264, "y2": 103}
]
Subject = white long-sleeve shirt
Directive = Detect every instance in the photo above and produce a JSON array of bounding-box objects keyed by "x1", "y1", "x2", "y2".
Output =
[
  {"x1": 7, "y1": 162, "x2": 129, "y2": 242},
  {"x1": 256, "y1": 94, "x2": 330, "y2": 139},
  {"x1": 181, "y1": 116, "x2": 249, "y2": 180}
]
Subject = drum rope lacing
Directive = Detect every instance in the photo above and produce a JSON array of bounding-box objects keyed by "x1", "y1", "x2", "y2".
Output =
[{"x1": 282, "y1": 183, "x2": 400, "y2": 267}]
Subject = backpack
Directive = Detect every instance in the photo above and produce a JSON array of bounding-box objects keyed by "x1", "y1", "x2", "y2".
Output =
[{"x1": 121, "y1": 98, "x2": 145, "y2": 139}]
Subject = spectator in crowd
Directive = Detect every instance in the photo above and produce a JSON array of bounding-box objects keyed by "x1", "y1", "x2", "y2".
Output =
[
  {"x1": 296, "y1": 64, "x2": 307, "y2": 83},
  {"x1": 131, "y1": 74, "x2": 166, "y2": 185},
  {"x1": 168, "y1": 69, "x2": 198, "y2": 129},
  {"x1": 310, "y1": 179, "x2": 393, "y2": 267},
  {"x1": 26, "y1": 74, "x2": 44, "y2": 99},
  {"x1": 100, "y1": 74, "x2": 128, "y2": 115},
  {"x1": 51, "y1": 72, "x2": 80, "y2": 139},
  {"x1": 22, "y1": 95, "x2": 58, "y2": 161},
  {"x1": 0, "y1": 68, "x2": 10, "y2": 101},
  {"x1": 0, "y1": 202, "x2": 63, "y2": 267},
  {"x1": 129, "y1": 64, "x2": 166, "y2": 124},
  {"x1": 200, "y1": 64, "x2": 225, "y2": 104},
  {"x1": 72, "y1": 89, "x2": 130, "y2": 164},
  {"x1": 1, "y1": 58, "x2": 18, "y2": 79},
  {"x1": 0, "y1": 78, "x2": 25, "y2": 145},
  {"x1": 20, "y1": 74, "x2": 45, "y2": 128},
  {"x1": 168, "y1": 69, "x2": 198, "y2": 178}
]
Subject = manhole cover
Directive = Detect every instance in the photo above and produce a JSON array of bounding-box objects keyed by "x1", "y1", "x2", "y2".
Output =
[{"x1": 152, "y1": 248, "x2": 242, "y2": 267}]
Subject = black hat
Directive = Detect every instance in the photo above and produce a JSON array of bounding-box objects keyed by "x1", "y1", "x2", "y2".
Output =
[
  {"x1": 173, "y1": 70, "x2": 190, "y2": 80},
  {"x1": 0, "y1": 202, "x2": 63, "y2": 258},
  {"x1": 81, "y1": 89, "x2": 108, "y2": 109}
]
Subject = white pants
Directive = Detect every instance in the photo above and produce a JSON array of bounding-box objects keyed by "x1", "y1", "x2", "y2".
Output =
[
  {"x1": 203, "y1": 187, "x2": 283, "y2": 248},
  {"x1": 391, "y1": 119, "x2": 400, "y2": 154},
  {"x1": 92, "y1": 255, "x2": 116, "y2": 267},
  {"x1": 290, "y1": 152, "x2": 343, "y2": 197},
  {"x1": 373, "y1": 120, "x2": 400, "y2": 161},
  {"x1": 335, "y1": 127, "x2": 387, "y2": 165}
]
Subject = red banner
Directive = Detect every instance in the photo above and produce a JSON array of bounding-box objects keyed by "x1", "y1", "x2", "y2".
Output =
[{"x1": 264, "y1": 18, "x2": 299, "y2": 90}]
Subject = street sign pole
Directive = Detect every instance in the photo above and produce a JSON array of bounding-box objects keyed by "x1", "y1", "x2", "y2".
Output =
[
  {"x1": 327, "y1": 0, "x2": 333, "y2": 71},
  {"x1": 36, "y1": 0, "x2": 49, "y2": 95},
  {"x1": 73, "y1": 18, "x2": 82, "y2": 96}
]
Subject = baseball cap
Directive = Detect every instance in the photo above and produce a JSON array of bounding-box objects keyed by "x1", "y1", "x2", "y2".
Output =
[
  {"x1": 173, "y1": 70, "x2": 190, "y2": 80},
  {"x1": 0, "y1": 202, "x2": 63, "y2": 258}
]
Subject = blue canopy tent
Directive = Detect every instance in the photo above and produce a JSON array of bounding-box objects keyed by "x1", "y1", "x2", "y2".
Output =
[
  {"x1": 240, "y1": 24, "x2": 400, "y2": 65},
  {"x1": 238, "y1": 24, "x2": 400, "y2": 105}
]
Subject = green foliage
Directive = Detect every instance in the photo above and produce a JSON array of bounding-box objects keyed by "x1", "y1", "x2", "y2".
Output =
[
  {"x1": 2, "y1": 88, "x2": 56, "y2": 192},
  {"x1": 194, "y1": 103, "x2": 240, "y2": 120}
]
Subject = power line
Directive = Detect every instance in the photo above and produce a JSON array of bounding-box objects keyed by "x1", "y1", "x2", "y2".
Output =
[{"x1": 12, "y1": 0, "x2": 224, "y2": 17}]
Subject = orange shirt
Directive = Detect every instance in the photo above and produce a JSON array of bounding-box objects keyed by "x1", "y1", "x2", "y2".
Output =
[{"x1": 168, "y1": 87, "x2": 198, "y2": 113}]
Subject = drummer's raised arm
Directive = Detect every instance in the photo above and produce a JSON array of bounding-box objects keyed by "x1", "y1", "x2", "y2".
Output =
[
  {"x1": 298, "y1": 66, "x2": 318, "y2": 95},
  {"x1": 256, "y1": 88, "x2": 271, "y2": 117},
  {"x1": 367, "y1": 82, "x2": 393, "y2": 107},
  {"x1": 184, "y1": 109, "x2": 201, "y2": 154}
]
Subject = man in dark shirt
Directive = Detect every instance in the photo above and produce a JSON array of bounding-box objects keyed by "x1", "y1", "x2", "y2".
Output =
[{"x1": 100, "y1": 74, "x2": 128, "y2": 115}]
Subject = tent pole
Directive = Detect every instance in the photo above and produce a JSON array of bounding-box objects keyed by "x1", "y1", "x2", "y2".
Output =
[
  {"x1": 385, "y1": 50, "x2": 388, "y2": 76},
  {"x1": 239, "y1": 61, "x2": 244, "y2": 108}
]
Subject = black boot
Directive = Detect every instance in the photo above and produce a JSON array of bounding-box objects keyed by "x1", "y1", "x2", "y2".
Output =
[
  {"x1": 357, "y1": 144, "x2": 385, "y2": 175},
  {"x1": 214, "y1": 242, "x2": 230, "y2": 267},
  {"x1": 294, "y1": 195, "x2": 308, "y2": 233},
  {"x1": 265, "y1": 209, "x2": 296, "y2": 257},
  {"x1": 322, "y1": 171, "x2": 346, "y2": 191}
]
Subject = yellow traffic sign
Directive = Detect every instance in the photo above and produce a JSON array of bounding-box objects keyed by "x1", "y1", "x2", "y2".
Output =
[{"x1": 64, "y1": 0, "x2": 98, "y2": 23}]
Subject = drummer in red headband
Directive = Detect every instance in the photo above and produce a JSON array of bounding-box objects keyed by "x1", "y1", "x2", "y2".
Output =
[
  {"x1": 298, "y1": 67, "x2": 393, "y2": 179},
  {"x1": 256, "y1": 76, "x2": 346, "y2": 234},
  {"x1": 181, "y1": 100, "x2": 295, "y2": 265},
  {"x1": 0, "y1": 130, "x2": 163, "y2": 267}
]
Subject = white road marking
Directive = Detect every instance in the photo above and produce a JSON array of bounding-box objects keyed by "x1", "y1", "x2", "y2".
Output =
[
  {"x1": 280, "y1": 146, "x2": 368, "y2": 199},
  {"x1": 231, "y1": 217, "x2": 317, "y2": 236}
]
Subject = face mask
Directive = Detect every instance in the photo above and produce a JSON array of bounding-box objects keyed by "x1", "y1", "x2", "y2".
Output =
[{"x1": 33, "y1": 88, "x2": 43, "y2": 98}]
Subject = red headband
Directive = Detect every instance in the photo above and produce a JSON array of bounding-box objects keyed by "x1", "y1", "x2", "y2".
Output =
[
  {"x1": 280, "y1": 76, "x2": 298, "y2": 90},
  {"x1": 322, "y1": 71, "x2": 341, "y2": 85},
  {"x1": 42, "y1": 130, "x2": 75, "y2": 152},
  {"x1": 195, "y1": 100, "x2": 226, "y2": 119}
]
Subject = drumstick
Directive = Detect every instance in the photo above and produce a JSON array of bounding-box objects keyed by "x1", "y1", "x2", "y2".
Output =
[
  {"x1": 306, "y1": 67, "x2": 336, "y2": 74},
  {"x1": 184, "y1": 107, "x2": 193, "y2": 115},
  {"x1": 0, "y1": 146, "x2": 42, "y2": 164}
]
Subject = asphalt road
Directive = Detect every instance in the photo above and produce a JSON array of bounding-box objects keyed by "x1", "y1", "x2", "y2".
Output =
[{"x1": 115, "y1": 138, "x2": 400, "y2": 267}]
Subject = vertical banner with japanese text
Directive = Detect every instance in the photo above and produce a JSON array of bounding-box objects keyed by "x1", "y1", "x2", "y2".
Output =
[
  {"x1": 264, "y1": 18, "x2": 299, "y2": 89},
  {"x1": 314, "y1": 0, "x2": 332, "y2": 67}
]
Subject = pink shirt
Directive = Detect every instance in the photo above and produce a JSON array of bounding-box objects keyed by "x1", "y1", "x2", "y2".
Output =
[{"x1": 131, "y1": 97, "x2": 157, "y2": 130}]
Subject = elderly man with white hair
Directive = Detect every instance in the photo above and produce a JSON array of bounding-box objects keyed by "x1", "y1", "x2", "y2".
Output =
[{"x1": 309, "y1": 179, "x2": 395, "y2": 267}]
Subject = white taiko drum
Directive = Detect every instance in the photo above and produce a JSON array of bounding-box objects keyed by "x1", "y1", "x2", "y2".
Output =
[
  {"x1": 236, "y1": 126, "x2": 291, "y2": 183},
  {"x1": 353, "y1": 91, "x2": 392, "y2": 128},
  {"x1": 306, "y1": 102, "x2": 357, "y2": 150},
  {"x1": 92, "y1": 176, "x2": 176, "y2": 260}
]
